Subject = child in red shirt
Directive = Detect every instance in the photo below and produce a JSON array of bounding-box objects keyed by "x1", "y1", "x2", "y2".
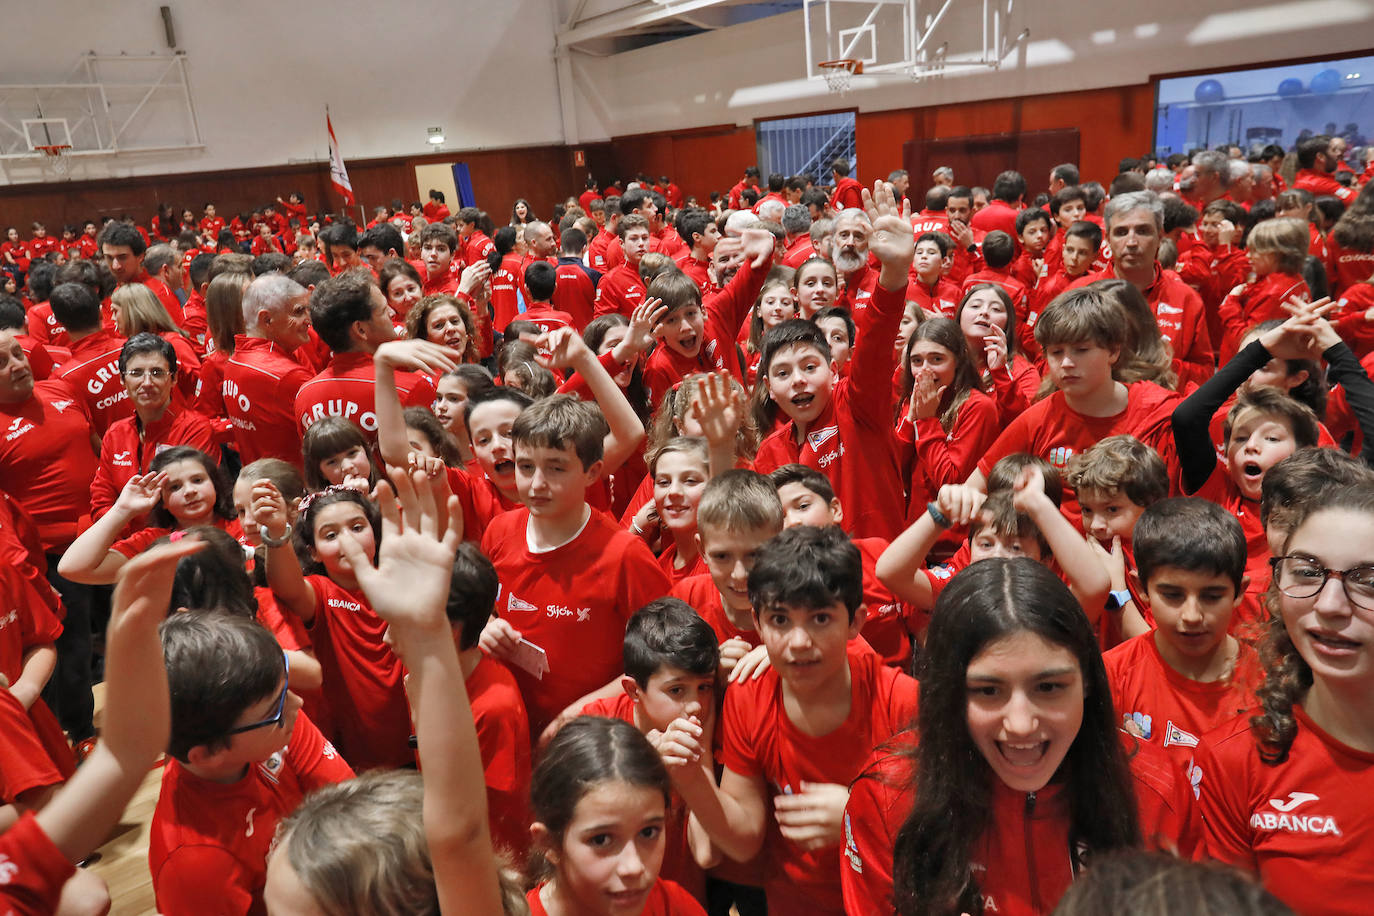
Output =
[
  {"x1": 961, "y1": 230, "x2": 1036, "y2": 357},
  {"x1": 0, "y1": 540, "x2": 202, "y2": 916},
  {"x1": 843, "y1": 559, "x2": 1201, "y2": 916},
  {"x1": 439, "y1": 542, "x2": 531, "y2": 861},
  {"x1": 254, "y1": 485, "x2": 413, "y2": 770},
  {"x1": 478, "y1": 387, "x2": 671, "y2": 735},
  {"x1": 1104, "y1": 498, "x2": 1263, "y2": 767},
  {"x1": 647, "y1": 437, "x2": 711, "y2": 583},
  {"x1": 1009, "y1": 206, "x2": 1053, "y2": 292},
  {"x1": 576, "y1": 598, "x2": 721, "y2": 905},
  {"x1": 593, "y1": 214, "x2": 651, "y2": 319},
  {"x1": 521, "y1": 261, "x2": 577, "y2": 334},
  {"x1": 906, "y1": 232, "x2": 961, "y2": 318},
  {"x1": 1217, "y1": 217, "x2": 1311, "y2": 361},
  {"x1": 1065, "y1": 433, "x2": 1172, "y2": 646},
  {"x1": 1194, "y1": 484, "x2": 1374, "y2": 916},
  {"x1": 150, "y1": 611, "x2": 354, "y2": 915},
  {"x1": 972, "y1": 286, "x2": 1182, "y2": 523},
  {"x1": 752, "y1": 181, "x2": 913, "y2": 542},
  {"x1": 672, "y1": 470, "x2": 783, "y2": 677},
  {"x1": 669, "y1": 525, "x2": 919, "y2": 915},
  {"x1": 1034, "y1": 220, "x2": 1100, "y2": 317}
]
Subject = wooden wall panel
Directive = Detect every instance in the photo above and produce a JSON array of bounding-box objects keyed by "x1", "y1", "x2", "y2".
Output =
[{"x1": 0, "y1": 84, "x2": 1154, "y2": 235}]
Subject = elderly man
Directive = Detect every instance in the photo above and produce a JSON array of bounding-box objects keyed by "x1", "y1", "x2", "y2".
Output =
[
  {"x1": 832, "y1": 208, "x2": 885, "y2": 311},
  {"x1": 1071, "y1": 190, "x2": 1214, "y2": 388},
  {"x1": 220, "y1": 273, "x2": 314, "y2": 467}
]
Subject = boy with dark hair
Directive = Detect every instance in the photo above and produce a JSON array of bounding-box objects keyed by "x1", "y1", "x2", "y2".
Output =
[
  {"x1": 295, "y1": 271, "x2": 436, "y2": 443},
  {"x1": 641, "y1": 230, "x2": 774, "y2": 402},
  {"x1": 1010, "y1": 206, "x2": 1054, "y2": 291},
  {"x1": 829, "y1": 157, "x2": 864, "y2": 212},
  {"x1": 51, "y1": 281, "x2": 131, "y2": 435},
  {"x1": 671, "y1": 524, "x2": 919, "y2": 915},
  {"x1": 907, "y1": 231, "x2": 960, "y2": 318},
  {"x1": 519, "y1": 261, "x2": 574, "y2": 334},
  {"x1": 1035, "y1": 220, "x2": 1102, "y2": 314},
  {"x1": 149, "y1": 611, "x2": 354, "y2": 914},
  {"x1": 456, "y1": 207, "x2": 496, "y2": 266},
  {"x1": 317, "y1": 220, "x2": 361, "y2": 276},
  {"x1": 592, "y1": 213, "x2": 651, "y2": 318},
  {"x1": 672, "y1": 469, "x2": 783, "y2": 674},
  {"x1": 1171, "y1": 309, "x2": 1353, "y2": 633},
  {"x1": 960, "y1": 229, "x2": 1034, "y2": 356},
  {"x1": 811, "y1": 306, "x2": 856, "y2": 372},
  {"x1": 768, "y1": 463, "x2": 912, "y2": 667},
  {"x1": 752, "y1": 182, "x2": 913, "y2": 541},
  {"x1": 181, "y1": 252, "x2": 217, "y2": 352},
  {"x1": 1103, "y1": 498, "x2": 1262, "y2": 763},
  {"x1": 356, "y1": 223, "x2": 404, "y2": 272},
  {"x1": 1260, "y1": 446, "x2": 1374, "y2": 556},
  {"x1": 552, "y1": 227, "x2": 600, "y2": 330},
  {"x1": 417, "y1": 222, "x2": 462, "y2": 296},
  {"x1": 675, "y1": 207, "x2": 720, "y2": 295},
  {"x1": 576, "y1": 596, "x2": 720, "y2": 903},
  {"x1": 587, "y1": 196, "x2": 621, "y2": 270},
  {"x1": 479, "y1": 389, "x2": 670, "y2": 735},
  {"x1": 441, "y1": 542, "x2": 531, "y2": 859},
  {"x1": 970, "y1": 169, "x2": 1025, "y2": 236}
]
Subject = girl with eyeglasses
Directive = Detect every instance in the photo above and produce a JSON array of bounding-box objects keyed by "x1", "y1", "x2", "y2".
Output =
[{"x1": 1195, "y1": 482, "x2": 1374, "y2": 916}]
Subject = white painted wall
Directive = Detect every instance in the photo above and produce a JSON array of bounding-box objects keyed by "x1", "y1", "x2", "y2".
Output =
[
  {"x1": 563, "y1": 0, "x2": 1374, "y2": 141},
  {"x1": 0, "y1": 0, "x2": 563, "y2": 185}
]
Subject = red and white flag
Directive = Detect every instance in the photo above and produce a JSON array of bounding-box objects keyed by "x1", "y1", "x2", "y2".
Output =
[{"x1": 326, "y1": 109, "x2": 354, "y2": 206}]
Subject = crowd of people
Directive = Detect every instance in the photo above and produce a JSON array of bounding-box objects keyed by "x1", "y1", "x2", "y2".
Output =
[{"x1": 1, "y1": 127, "x2": 1374, "y2": 916}]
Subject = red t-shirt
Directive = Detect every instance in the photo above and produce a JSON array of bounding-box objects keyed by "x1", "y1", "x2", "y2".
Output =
[
  {"x1": 977, "y1": 381, "x2": 1181, "y2": 524},
  {"x1": 592, "y1": 262, "x2": 646, "y2": 319},
  {"x1": 829, "y1": 177, "x2": 864, "y2": 212},
  {"x1": 301, "y1": 575, "x2": 412, "y2": 771},
  {"x1": 905, "y1": 275, "x2": 961, "y2": 317},
  {"x1": 842, "y1": 729, "x2": 1202, "y2": 916},
  {"x1": 578, "y1": 190, "x2": 603, "y2": 213},
  {"x1": 55, "y1": 329, "x2": 131, "y2": 436},
  {"x1": 480, "y1": 507, "x2": 671, "y2": 734},
  {"x1": 1104, "y1": 633, "x2": 1262, "y2": 765},
  {"x1": 0, "y1": 687, "x2": 72, "y2": 804},
  {"x1": 148, "y1": 713, "x2": 354, "y2": 916},
  {"x1": 221, "y1": 336, "x2": 313, "y2": 468},
  {"x1": 181, "y1": 290, "x2": 209, "y2": 353},
  {"x1": 1217, "y1": 272, "x2": 1309, "y2": 363},
  {"x1": 895, "y1": 388, "x2": 1001, "y2": 520},
  {"x1": 754, "y1": 283, "x2": 908, "y2": 541},
  {"x1": 0, "y1": 812, "x2": 75, "y2": 916},
  {"x1": 491, "y1": 253, "x2": 524, "y2": 333},
  {"x1": 552, "y1": 258, "x2": 600, "y2": 330},
  {"x1": 970, "y1": 199, "x2": 1021, "y2": 238},
  {"x1": 1195, "y1": 706, "x2": 1374, "y2": 916},
  {"x1": 23, "y1": 302, "x2": 66, "y2": 348},
  {"x1": 466, "y1": 654, "x2": 533, "y2": 861},
  {"x1": 520, "y1": 304, "x2": 576, "y2": 335},
  {"x1": 782, "y1": 236, "x2": 816, "y2": 270},
  {"x1": 1326, "y1": 238, "x2": 1374, "y2": 297},
  {"x1": 293, "y1": 352, "x2": 436, "y2": 444},
  {"x1": 1190, "y1": 464, "x2": 1272, "y2": 637},
  {"x1": 587, "y1": 227, "x2": 617, "y2": 272},
  {"x1": 463, "y1": 231, "x2": 496, "y2": 268},
  {"x1": 0, "y1": 379, "x2": 98, "y2": 551},
  {"x1": 720, "y1": 644, "x2": 918, "y2": 914},
  {"x1": 670, "y1": 573, "x2": 761, "y2": 649},
  {"x1": 525, "y1": 878, "x2": 705, "y2": 916}
]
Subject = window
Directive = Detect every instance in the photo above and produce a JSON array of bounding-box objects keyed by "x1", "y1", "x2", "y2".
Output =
[{"x1": 757, "y1": 112, "x2": 856, "y2": 182}]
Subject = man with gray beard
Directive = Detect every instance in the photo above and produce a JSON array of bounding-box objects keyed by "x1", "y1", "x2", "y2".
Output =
[{"x1": 832, "y1": 208, "x2": 885, "y2": 311}]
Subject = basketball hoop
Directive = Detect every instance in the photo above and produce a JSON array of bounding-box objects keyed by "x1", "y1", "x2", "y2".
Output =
[
  {"x1": 819, "y1": 59, "x2": 862, "y2": 95},
  {"x1": 34, "y1": 145, "x2": 72, "y2": 177}
]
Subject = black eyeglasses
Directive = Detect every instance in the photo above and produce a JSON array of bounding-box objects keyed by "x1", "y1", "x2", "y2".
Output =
[
  {"x1": 1270, "y1": 556, "x2": 1374, "y2": 610},
  {"x1": 227, "y1": 653, "x2": 290, "y2": 735}
]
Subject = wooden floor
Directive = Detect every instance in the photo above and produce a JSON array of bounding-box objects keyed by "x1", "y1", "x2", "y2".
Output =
[{"x1": 84, "y1": 682, "x2": 162, "y2": 916}]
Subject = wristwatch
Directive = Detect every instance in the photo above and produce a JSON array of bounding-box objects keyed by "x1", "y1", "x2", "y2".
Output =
[{"x1": 1105, "y1": 589, "x2": 1132, "y2": 610}]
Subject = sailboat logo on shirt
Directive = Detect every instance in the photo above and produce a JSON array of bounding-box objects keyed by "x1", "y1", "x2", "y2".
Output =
[
  {"x1": 507, "y1": 593, "x2": 537, "y2": 613},
  {"x1": 1162, "y1": 720, "x2": 1198, "y2": 749},
  {"x1": 807, "y1": 425, "x2": 839, "y2": 452}
]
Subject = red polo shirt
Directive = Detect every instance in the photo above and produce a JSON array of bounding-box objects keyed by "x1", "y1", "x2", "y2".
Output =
[
  {"x1": 0, "y1": 379, "x2": 98, "y2": 551},
  {"x1": 221, "y1": 335, "x2": 314, "y2": 468},
  {"x1": 55, "y1": 329, "x2": 132, "y2": 436},
  {"x1": 294, "y1": 351, "x2": 436, "y2": 444}
]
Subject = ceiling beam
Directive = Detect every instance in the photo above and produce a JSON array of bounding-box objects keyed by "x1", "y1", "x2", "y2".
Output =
[{"x1": 556, "y1": 0, "x2": 738, "y2": 47}]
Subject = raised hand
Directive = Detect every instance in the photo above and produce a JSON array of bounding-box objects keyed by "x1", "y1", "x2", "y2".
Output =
[
  {"x1": 623, "y1": 297, "x2": 670, "y2": 357},
  {"x1": 908, "y1": 369, "x2": 945, "y2": 421},
  {"x1": 934, "y1": 483, "x2": 987, "y2": 528},
  {"x1": 688, "y1": 371, "x2": 744, "y2": 447},
  {"x1": 536, "y1": 326, "x2": 590, "y2": 371},
  {"x1": 251, "y1": 479, "x2": 291, "y2": 540},
  {"x1": 114, "y1": 472, "x2": 168, "y2": 517},
  {"x1": 374, "y1": 338, "x2": 461, "y2": 376},
  {"x1": 1010, "y1": 465, "x2": 1048, "y2": 514},
  {"x1": 459, "y1": 261, "x2": 492, "y2": 300},
  {"x1": 861, "y1": 180, "x2": 916, "y2": 283},
  {"x1": 983, "y1": 322, "x2": 1008, "y2": 373},
  {"x1": 738, "y1": 227, "x2": 777, "y2": 269},
  {"x1": 338, "y1": 466, "x2": 461, "y2": 633}
]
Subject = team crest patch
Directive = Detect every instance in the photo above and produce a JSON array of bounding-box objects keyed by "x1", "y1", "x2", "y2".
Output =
[{"x1": 807, "y1": 425, "x2": 839, "y2": 452}]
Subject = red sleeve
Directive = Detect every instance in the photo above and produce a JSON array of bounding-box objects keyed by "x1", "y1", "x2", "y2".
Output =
[
  {"x1": 976, "y1": 402, "x2": 1038, "y2": 478},
  {"x1": 89, "y1": 436, "x2": 120, "y2": 521},
  {"x1": 847, "y1": 283, "x2": 907, "y2": 426},
  {"x1": 112, "y1": 527, "x2": 165, "y2": 559},
  {"x1": 706, "y1": 256, "x2": 767, "y2": 346},
  {"x1": 989, "y1": 357, "x2": 1040, "y2": 420},
  {"x1": 841, "y1": 762, "x2": 903, "y2": 915},
  {"x1": 154, "y1": 845, "x2": 257, "y2": 915},
  {"x1": 911, "y1": 393, "x2": 1001, "y2": 491},
  {"x1": 718, "y1": 680, "x2": 763, "y2": 779},
  {"x1": 0, "y1": 813, "x2": 76, "y2": 916},
  {"x1": 1173, "y1": 285, "x2": 1215, "y2": 388},
  {"x1": 284, "y1": 711, "x2": 355, "y2": 792},
  {"x1": 556, "y1": 350, "x2": 626, "y2": 398}
]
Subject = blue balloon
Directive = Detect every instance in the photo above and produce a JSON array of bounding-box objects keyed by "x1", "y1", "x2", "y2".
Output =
[
  {"x1": 1278, "y1": 77, "x2": 1304, "y2": 97},
  {"x1": 1310, "y1": 69, "x2": 1341, "y2": 95},
  {"x1": 1194, "y1": 79, "x2": 1225, "y2": 104}
]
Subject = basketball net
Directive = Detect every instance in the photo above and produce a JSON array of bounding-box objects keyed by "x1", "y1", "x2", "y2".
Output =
[
  {"x1": 820, "y1": 59, "x2": 861, "y2": 95},
  {"x1": 35, "y1": 145, "x2": 72, "y2": 177}
]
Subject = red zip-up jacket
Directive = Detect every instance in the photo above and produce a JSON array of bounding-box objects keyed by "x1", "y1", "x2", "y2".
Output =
[
  {"x1": 1217, "y1": 271, "x2": 1309, "y2": 362},
  {"x1": 842, "y1": 730, "x2": 1203, "y2": 915},
  {"x1": 221, "y1": 335, "x2": 313, "y2": 468},
  {"x1": 56, "y1": 329, "x2": 132, "y2": 436},
  {"x1": 753, "y1": 280, "x2": 907, "y2": 541}
]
